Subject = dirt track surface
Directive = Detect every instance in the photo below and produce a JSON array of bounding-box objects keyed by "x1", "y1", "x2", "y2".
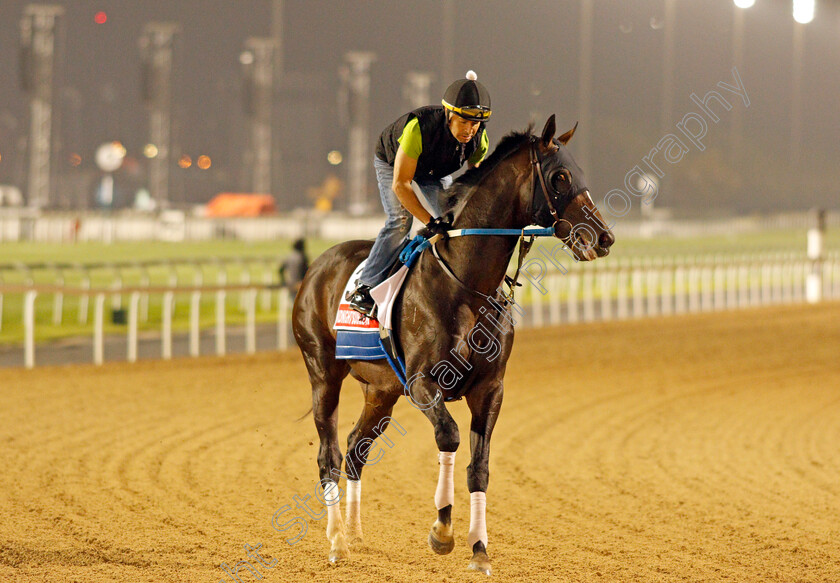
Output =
[{"x1": 2, "y1": 303, "x2": 840, "y2": 583}]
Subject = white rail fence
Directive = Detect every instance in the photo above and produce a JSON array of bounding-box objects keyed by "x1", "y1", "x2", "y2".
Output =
[
  {"x1": 5, "y1": 283, "x2": 290, "y2": 369},
  {"x1": 520, "y1": 253, "x2": 839, "y2": 328},
  {"x1": 0, "y1": 257, "x2": 280, "y2": 330},
  {"x1": 2, "y1": 253, "x2": 838, "y2": 369}
]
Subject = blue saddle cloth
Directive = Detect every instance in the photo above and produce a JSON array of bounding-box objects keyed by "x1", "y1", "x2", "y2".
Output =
[{"x1": 335, "y1": 330, "x2": 386, "y2": 360}]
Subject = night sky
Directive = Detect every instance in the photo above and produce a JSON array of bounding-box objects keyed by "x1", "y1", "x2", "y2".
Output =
[{"x1": 0, "y1": 0, "x2": 838, "y2": 213}]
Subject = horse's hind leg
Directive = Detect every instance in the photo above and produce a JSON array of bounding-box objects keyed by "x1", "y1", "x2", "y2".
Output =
[
  {"x1": 309, "y1": 357, "x2": 351, "y2": 563},
  {"x1": 343, "y1": 384, "x2": 401, "y2": 546}
]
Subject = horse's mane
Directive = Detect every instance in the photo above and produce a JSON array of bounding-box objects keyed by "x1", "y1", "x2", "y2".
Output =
[{"x1": 444, "y1": 125, "x2": 534, "y2": 215}]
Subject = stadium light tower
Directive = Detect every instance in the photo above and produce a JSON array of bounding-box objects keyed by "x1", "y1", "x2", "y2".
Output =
[
  {"x1": 241, "y1": 38, "x2": 275, "y2": 195},
  {"x1": 20, "y1": 4, "x2": 64, "y2": 209},
  {"x1": 790, "y1": 0, "x2": 813, "y2": 171},
  {"x1": 343, "y1": 51, "x2": 376, "y2": 216},
  {"x1": 139, "y1": 22, "x2": 179, "y2": 210},
  {"x1": 731, "y1": 0, "x2": 754, "y2": 169}
]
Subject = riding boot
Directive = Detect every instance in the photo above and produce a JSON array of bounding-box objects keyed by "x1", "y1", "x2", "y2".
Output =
[{"x1": 347, "y1": 284, "x2": 377, "y2": 318}]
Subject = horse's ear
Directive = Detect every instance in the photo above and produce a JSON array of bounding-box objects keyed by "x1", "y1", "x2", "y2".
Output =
[
  {"x1": 540, "y1": 114, "x2": 556, "y2": 146},
  {"x1": 558, "y1": 122, "x2": 578, "y2": 145}
]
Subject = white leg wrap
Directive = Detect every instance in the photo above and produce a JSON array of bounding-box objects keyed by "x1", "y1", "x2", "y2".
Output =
[
  {"x1": 324, "y1": 480, "x2": 343, "y2": 540},
  {"x1": 346, "y1": 479, "x2": 361, "y2": 521},
  {"x1": 346, "y1": 479, "x2": 361, "y2": 505},
  {"x1": 467, "y1": 491, "x2": 488, "y2": 548},
  {"x1": 434, "y1": 451, "x2": 456, "y2": 510}
]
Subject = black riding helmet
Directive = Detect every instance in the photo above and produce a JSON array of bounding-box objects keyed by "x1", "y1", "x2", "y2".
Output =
[{"x1": 442, "y1": 70, "x2": 492, "y2": 122}]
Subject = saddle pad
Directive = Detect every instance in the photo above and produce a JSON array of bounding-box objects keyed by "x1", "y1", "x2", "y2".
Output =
[
  {"x1": 334, "y1": 260, "x2": 385, "y2": 360},
  {"x1": 335, "y1": 329, "x2": 386, "y2": 360}
]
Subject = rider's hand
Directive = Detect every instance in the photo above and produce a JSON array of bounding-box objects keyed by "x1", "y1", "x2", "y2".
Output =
[{"x1": 424, "y1": 214, "x2": 454, "y2": 239}]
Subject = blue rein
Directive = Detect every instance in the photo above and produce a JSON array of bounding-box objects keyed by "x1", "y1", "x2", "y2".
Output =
[{"x1": 399, "y1": 225, "x2": 556, "y2": 268}]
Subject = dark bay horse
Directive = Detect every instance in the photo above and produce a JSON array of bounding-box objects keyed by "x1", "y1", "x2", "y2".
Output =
[{"x1": 292, "y1": 116, "x2": 614, "y2": 574}]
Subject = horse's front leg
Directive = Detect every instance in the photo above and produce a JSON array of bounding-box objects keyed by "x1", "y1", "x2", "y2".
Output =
[
  {"x1": 404, "y1": 376, "x2": 460, "y2": 555},
  {"x1": 465, "y1": 382, "x2": 503, "y2": 575}
]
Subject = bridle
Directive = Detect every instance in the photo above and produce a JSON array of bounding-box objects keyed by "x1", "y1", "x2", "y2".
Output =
[
  {"x1": 427, "y1": 137, "x2": 587, "y2": 307},
  {"x1": 528, "y1": 136, "x2": 574, "y2": 242}
]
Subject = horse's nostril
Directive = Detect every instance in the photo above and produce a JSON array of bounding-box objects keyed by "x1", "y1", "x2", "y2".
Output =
[{"x1": 599, "y1": 231, "x2": 615, "y2": 249}]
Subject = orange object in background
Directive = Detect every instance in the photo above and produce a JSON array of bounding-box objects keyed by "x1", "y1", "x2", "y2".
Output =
[{"x1": 205, "y1": 193, "x2": 277, "y2": 217}]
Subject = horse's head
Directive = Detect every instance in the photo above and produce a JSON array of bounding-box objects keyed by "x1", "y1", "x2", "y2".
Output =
[{"x1": 528, "y1": 115, "x2": 614, "y2": 261}]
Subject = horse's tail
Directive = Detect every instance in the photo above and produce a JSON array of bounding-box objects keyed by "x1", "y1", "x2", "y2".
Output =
[{"x1": 296, "y1": 407, "x2": 313, "y2": 421}]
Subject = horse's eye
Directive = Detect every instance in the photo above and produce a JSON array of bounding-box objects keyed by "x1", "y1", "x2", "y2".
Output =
[{"x1": 551, "y1": 169, "x2": 571, "y2": 192}]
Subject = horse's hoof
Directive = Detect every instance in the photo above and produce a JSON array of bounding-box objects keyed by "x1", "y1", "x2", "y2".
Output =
[
  {"x1": 468, "y1": 553, "x2": 491, "y2": 575},
  {"x1": 468, "y1": 542, "x2": 491, "y2": 575},
  {"x1": 428, "y1": 520, "x2": 455, "y2": 555},
  {"x1": 328, "y1": 537, "x2": 350, "y2": 563}
]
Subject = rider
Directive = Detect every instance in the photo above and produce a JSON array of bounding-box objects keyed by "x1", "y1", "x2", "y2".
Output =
[{"x1": 348, "y1": 70, "x2": 492, "y2": 317}]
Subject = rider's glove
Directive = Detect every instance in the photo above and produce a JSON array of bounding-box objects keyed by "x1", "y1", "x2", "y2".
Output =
[{"x1": 424, "y1": 214, "x2": 454, "y2": 239}]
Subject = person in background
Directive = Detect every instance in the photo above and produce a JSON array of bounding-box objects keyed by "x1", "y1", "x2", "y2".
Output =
[{"x1": 280, "y1": 238, "x2": 309, "y2": 300}]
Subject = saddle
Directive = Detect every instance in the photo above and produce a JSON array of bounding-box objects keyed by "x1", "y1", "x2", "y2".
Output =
[{"x1": 333, "y1": 236, "x2": 430, "y2": 381}]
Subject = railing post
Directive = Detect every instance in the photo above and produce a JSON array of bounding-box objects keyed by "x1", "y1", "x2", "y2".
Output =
[
  {"x1": 548, "y1": 273, "x2": 561, "y2": 325},
  {"x1": 688, "y1": 267, "x2": 701, "y2": 312},
  {"x1": 806, "y1": 211, "x2": 825, "y2": 303},
  {"x1": 531, "y1": 284, "x2": 544, "y2": 328},
  {"x1": 661, "y1": 267, "x2": 673, "y2": 316},
  {"x1": 567, "y1": 273, "x2": 580, "y2": 323},
  {"x1": 600, "y1": 269, "x2": 612, "y2": 321},
  {"x1": 24, "y1": 290, "x2": 37, "y2": 369},
  {"x1": 714, "y1": 265, "x2": 726, "y2": 310},
  {"x1": 646, "y1": 269, "x2": 658, "y2": 317},
  {"x1": 111, "y1": 273, "x2": 123, "y2": 310},
  {"x1": 246, "y1": 289, "x2": 257, "y2": 354},
  {"x1": 239, "y1": 265, "x2": 251, "y2": 311},
  {"x1": 582, "y1": 271, "x2": 594, "y2": 323},
  {"x1": 93, "y1": 293, "x2": 105, "y2": 365},
  {"x1": 761, "y1": 262, "x2": 771, "y2": 305},
  {"x1": 190, "y1": 291, "x2": 201, "y2": 357},
  {"x1": 617, "y1": 268, "x2": 629, "y2": 320},
  {"x1": 167, "y1": 266, "x2": 178, "y2": 317},
  {"x1": 127, "y1": 292, "x2": 140, "y2": 363},
  {"x1": 78, "y1": 274, "x2": 90, "y2": 325},
  {"x1": 141, "y1": 269, "x2": 151, "y2": 323},
  {"x1": 261, "y1": 263, "x2": 273, "y2": 311},
  {"x1": 701, "y1": 267, "x2": 713, "y2": 312},
  {"x1": 52, "y1": 272, "x2": 64, "y2": 325},
  {"x1": 216, "y1": 289, "x2": 226, "y2": 356},
  {"x1": 738, "y1": 263, "x2": 749, "y2": 308},
  {"x1": 162, "y1": 290, "x2": 174, "y2": 359},
  {"x1": 632, "y1": 269, "x2": 644, "y2": 318},
  {"x1": 674, "y1": 266, "x2": 686, "y2": 314}
]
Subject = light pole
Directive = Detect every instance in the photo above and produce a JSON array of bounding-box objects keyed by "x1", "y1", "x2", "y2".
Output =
[
  {"x1": 20, "y1": 4, "x2": 64, "y2": 209},
  {"x1": 241, "y1": 38, "x2": 275, "y2": 195},
  {"x1": 578, "y1": 0, "x2": 592, "y2": 172},
  {"x1": 791, "y1": 0, "x2": 814, "y2": 174},
  {"x1": 659, "y1": 0, "x2": 676, "y2": 209},
  {"x1": 343, "y1": 51, "x2": 376, "y2": 216},
  {"x1": 139, "y1": 22, "x2": 179, "y2": 210},
  {"x1": 731, "y1": 0, "x2": 753, "y2": 171}
]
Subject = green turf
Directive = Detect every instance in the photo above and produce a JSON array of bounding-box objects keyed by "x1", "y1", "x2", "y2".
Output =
[{"x1": 0, "y1": 229, "x2": 836, "y2": 346}]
